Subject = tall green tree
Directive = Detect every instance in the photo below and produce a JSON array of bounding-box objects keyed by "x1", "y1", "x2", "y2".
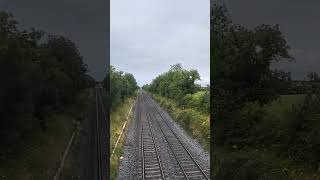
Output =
[
  {"x1": 148, "y1": 64, "x2": 201, "y2": 103},
  {"x1": 0, "y1": 11, "x2": 93, "y2": 150},
  {"x1": 211, "y1": 3, "x2": 292, "y2": 144},
  {"x1": 106, "y1": 66, "x2": 138, "y2": 109}
]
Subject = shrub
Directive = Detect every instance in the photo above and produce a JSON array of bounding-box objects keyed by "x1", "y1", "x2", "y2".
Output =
[
  {"x1": 286, "y1": 93, "x2": 320, "y2": 168},
  {"x1": 220, "y1": 102, "x2": 267, "y2": 146},
  {"x1": 182, "y1": 91, "x2": 210, "y2": 114},
  {"x1": 105, "y1": 66, "x2": 138, "y2": 110}
]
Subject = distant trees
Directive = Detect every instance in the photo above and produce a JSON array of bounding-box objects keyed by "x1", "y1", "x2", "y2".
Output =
[
  {"x1": 271, "y1": 70, "x2": 292, "y2": 94},
  {"x1": 0, "y1": 12, "x2": 93, "y2": 149},
  {"x1": 145, "y1": 64, "x2": 210, "y2": 149},
  {"x1": 105, "y1": 66, "x2": 138, "y2": 109},
  {"x1": 307, "y1": 72, "x2": 320, "y2": 82},
  {"x1": 146, "y1": 64, "x2": 201, "y2": 102},
  {"x1": 144, "y1": 64, "x2": 209, "y2": 113}
]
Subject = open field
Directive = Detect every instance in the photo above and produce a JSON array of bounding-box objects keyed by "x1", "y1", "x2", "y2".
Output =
[{"x1": 263, "y1": 94, "x2": 306, "y2": 121}]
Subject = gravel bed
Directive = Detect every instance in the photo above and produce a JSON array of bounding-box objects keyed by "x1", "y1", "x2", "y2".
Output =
[
  {"x1": 117, "y1": 103, "x2": 139, "y2": 180},
  {"x1": 150, "y1": 97, "x2": 210, "y2": 177},
  {"x1": 144, "y1": 99, "x2": 181, "y2": 179},
  {"x1": 117, "y1": 93, "x2": 210, "y2": 179}
]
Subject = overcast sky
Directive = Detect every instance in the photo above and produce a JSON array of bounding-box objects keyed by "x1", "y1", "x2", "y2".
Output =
[
  {"x1": 111, "y1": 0, "x2": 210, "y2": 86},
  {"x1": 222, "y1": 0, "x2": 320, "y2": 80},
  {"x1": 0, "y1": 0, "x2": 108, "y2": 81}
]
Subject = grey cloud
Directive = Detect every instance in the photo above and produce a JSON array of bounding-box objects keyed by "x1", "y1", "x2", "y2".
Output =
[
  {"x1": 111, "y1": 0, "x2": 210, "y2": 86},
  {"x1": 222, "y1": 0, "x2": 320, "y2": 80}
]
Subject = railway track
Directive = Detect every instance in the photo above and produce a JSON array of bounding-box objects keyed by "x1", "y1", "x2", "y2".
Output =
[
  {"x1": 142, "y1": 92, "x2": 209, "y2": 180},
  {"x1": 95, "y1": 86, "x2": 108, "y2": 180},
  {"x1": 139, "y1": 91, "x2": 166, "y2": 180}
]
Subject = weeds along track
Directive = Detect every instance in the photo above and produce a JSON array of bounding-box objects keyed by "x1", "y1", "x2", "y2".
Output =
[
  {"x1": 143, "y1": 92, "x2": 209, "y2": 180},
  {"x1": 138, "y1": 91, "x2": 167, "y2": 180}
]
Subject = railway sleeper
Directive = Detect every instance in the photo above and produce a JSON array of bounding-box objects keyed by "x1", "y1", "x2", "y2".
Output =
[
  {"x1": 144, "y1": 159, "x2": 159, "y2": 163},
  {"x1": 145, "y1": 166, "x2": 160, "y2": 170},
  {"x1": 145, "y1": 169, "x2": 162, "y2": 174},
  {"x1": 145, "y1": 163, "x2": 160, "y2": 168}
]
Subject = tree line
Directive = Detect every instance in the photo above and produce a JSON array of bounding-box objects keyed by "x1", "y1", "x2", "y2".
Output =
[
  {"x1": 104, "y1": 66, "x2": 138, "y2": 110},
  {"x1": 143, "y1": 64, "x2": 210, "y2": 149},
  {"x1": 143, "y1": 63, "x2": 209, "y2": 113},
  {"x1": 0, "y1": 12, "x2": 94, "y2": 153},
  {"x1": 211, "y1": 3, "x2": 320, "y2": 179}
]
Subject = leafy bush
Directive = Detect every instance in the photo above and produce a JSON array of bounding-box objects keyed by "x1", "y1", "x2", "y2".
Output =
[
  {"x1": 286, "y1": 93, "x2": 320, "y2": 167},
  {"x1": 225, "y1": 102, "x2": 267, "y2": 146},
  {"x1": 182, "y1": 90, "x2": 210, "y2": 114},
  {"x1": 146, "y1": 64, "x2": 201, "y2": 101}
]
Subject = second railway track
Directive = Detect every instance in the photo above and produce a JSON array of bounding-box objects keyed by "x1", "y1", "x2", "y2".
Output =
[
  {"x1": 138, "y1": 91, "x2": 167, "y2": 180},
  {"x1": 95, "y1": 86, "x2": 108, "y2": 180},
  {"x1": 137, "y1": 90, "x2": 209, "y2": 180}
]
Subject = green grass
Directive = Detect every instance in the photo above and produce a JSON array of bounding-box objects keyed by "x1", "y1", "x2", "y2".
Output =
[
  {"x1": 183, "y1": 90, "x2": 210, "y2": 114},
  {"x1": 212, "y1": 146, "x2": 289, "y2": 180},
  {"x1": 151, "y1": 93, "x2": 210, "y2": 151},
  {"x1": 110, "y1": 96, "x2": 136, "y2": 180},
  {"x1": 260, "y1": 94, "x2": 307, "y2": 143},
  {"x1": 213, "y1": 146, "x2": 320, "y2": 180},
  {"x1": 192, "y1": 90, "x2": 208, "y2": 98},
  {"x1": 212, "y1": 94, "x2": 320, "y2": 180},
  {"x1": 263, "y1": 94, "x2": 320, "y2": 179},
  {"x1": 263, "y1": 94, "x2": 306, "y2": 120},
  {"x1": 0, "y1": 89, "x2": 90, "y2": 180}
]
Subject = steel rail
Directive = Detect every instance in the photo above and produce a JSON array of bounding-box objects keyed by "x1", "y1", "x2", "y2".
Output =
[
  {"x1": 96, "y1": 87, "x2": 110, "y2": 137},
  {"x1": 144, "y1": 93, "x2": 209, "y2": 180},
  {"x1": 141, "y1": 92, "x2": 166, "y2": 180},
  {"x1": 95, "y1": 88, "x2": 103, "y2": 180}
]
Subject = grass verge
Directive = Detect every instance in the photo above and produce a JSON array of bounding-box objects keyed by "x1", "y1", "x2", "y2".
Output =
[
  {"x1": 110, "y1": 96, "x2": 136, "y2": 180},
  {"x1": 0, "y1": 89, "x2": 90, "y2": 180}
]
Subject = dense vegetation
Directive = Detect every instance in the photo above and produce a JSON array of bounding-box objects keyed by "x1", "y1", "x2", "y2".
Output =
[
  {"x1": 145, "y1": 64, "x2": 200, "y2": 100},
  {"x1": 212, "y1": 3, "x2": 320, "y2": 179},
  {"x1": 0, "y1": 12, "x2": 94, "y2": 159},
  {"x1": 106, "y1": 66, "x2": 138, "y2": 180},
  {"x1": 143, "y1": 64, "x2": 210, "y2": 150},
  {"x1": 104, "y1": 66, "x2": 138, "y2": 110},
  {"x1": 144, "y1": 64, "x2": 209, "y2": 113}
]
